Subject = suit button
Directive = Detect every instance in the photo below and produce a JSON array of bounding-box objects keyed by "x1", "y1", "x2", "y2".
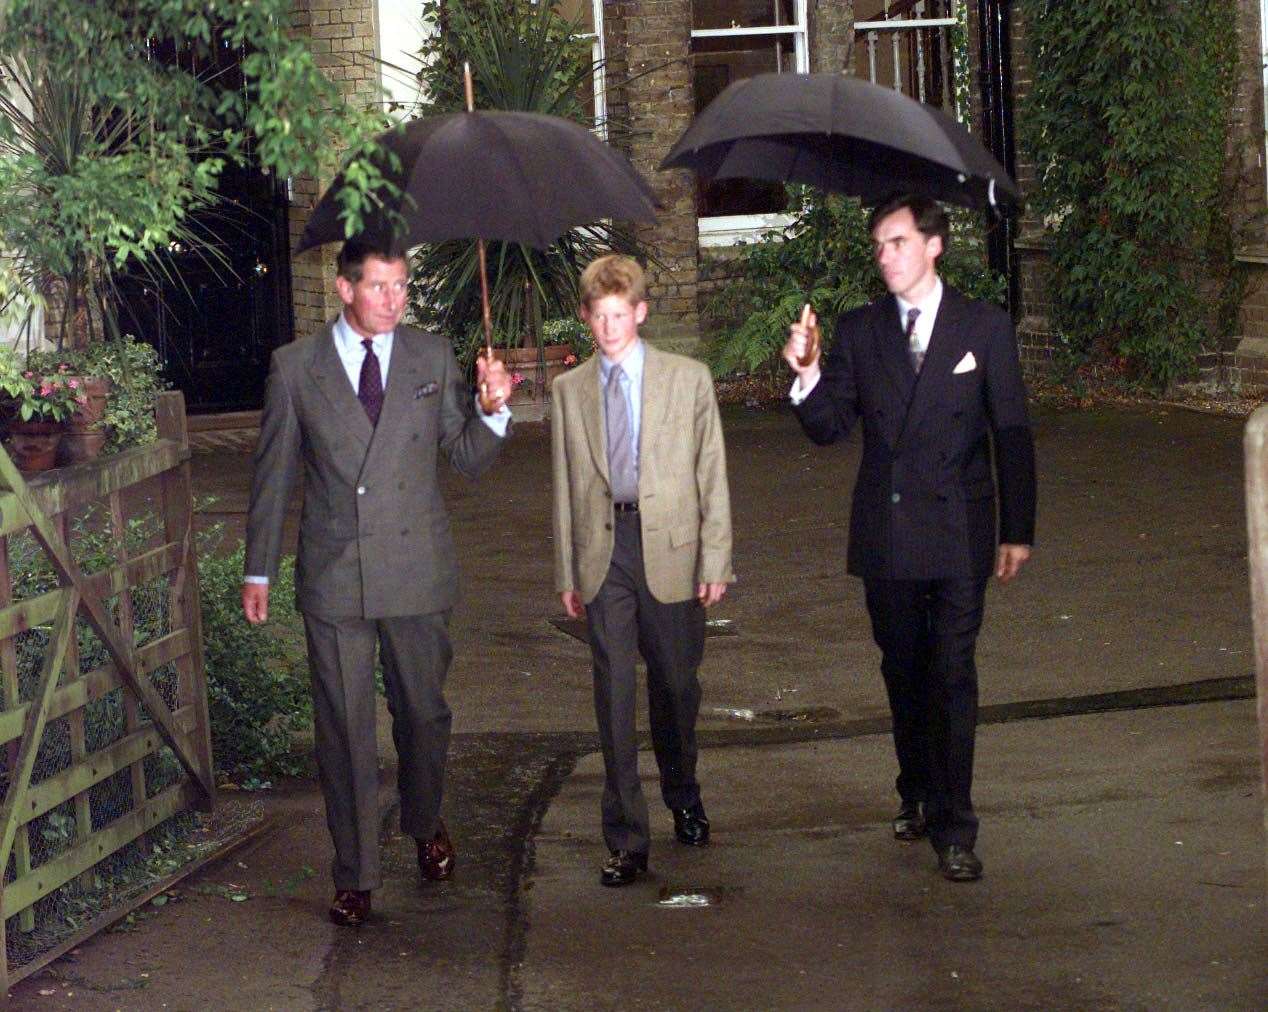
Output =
[
  {"x1": 605, "y1": 522, "x2": 612, "y2": 531},
  {"x1": 891, "y1": 492, "x2": 901, "y2": 503},
  {"x1": 398, "y1": 481, "x2": 406, "y2": 490},
  {"x1": 357, "y1": 486, "x2": 366, "y2": 495}
]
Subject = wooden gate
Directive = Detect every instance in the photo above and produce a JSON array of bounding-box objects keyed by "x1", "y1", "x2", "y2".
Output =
[{"x1": 0, "y1": 391, "x2": 213, "y2": 989}]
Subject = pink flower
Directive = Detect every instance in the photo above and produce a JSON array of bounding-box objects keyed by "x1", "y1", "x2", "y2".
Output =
[
  {"x1": 511, "y1": 372, "x2": 525, "y2": 388},
  {"x1": 76, "y1": 395, "x2": 88, "y2": 405},
  {"x1": 563, "y1": 354, "x2": 577, "y2": 366},
  {"x1": 68, "y1": 378, "x2": 79, "y2": 390},
  {"x1": 39, "y1": 382, "x2": 53, "y2": 396}
]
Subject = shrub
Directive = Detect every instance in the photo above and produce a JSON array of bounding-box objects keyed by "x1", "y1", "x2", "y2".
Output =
[
  {"x1": 1018, "y1": 0, "x2": 1239, "y2": 390},
  {"x1": 198, "y1": 537, "x2": 310, "y2": 780},
  {"x1": 705, "y1": 189, "x2": 1006, "y2": 379}
]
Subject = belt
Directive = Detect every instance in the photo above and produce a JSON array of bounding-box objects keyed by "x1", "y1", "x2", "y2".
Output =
[{"x1": 613, "y1": 501, "x2": 639, "y2": 513}]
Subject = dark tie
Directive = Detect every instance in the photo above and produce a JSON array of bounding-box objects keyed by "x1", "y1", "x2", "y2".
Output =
[
  {"x1": 358, "y1": 338, "x2": 384, "y2": 426},
  {"x1": 605, "y1": 364, "x2": 637, "y2": 503},
  {"x1": 906, "y1": 307, "x2": 923, "y2": 372}
]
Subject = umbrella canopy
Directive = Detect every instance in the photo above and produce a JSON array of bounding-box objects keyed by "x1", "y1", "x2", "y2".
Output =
[
  {"x1": 660, "y1": 72, "x2": 1020, "y2": 212},
  {"x1": 297, "y1": 109, "x2": 658, "y2": 255}
]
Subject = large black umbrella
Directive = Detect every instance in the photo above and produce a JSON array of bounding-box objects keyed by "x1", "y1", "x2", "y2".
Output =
[
  {"x1": 299, "y1": 67, "x2": 657, "y2": 368},
  {"x1": 660, "y1": 72, "x2": 1020, "y2": 211},
  {"x1": 297, "y1": 109, "x2": 657, "y2": 255}
]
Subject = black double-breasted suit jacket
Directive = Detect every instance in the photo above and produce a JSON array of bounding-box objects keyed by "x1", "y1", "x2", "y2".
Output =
[{"x1": 793, "y1": 285, "x2": 1036, "y2": 582}]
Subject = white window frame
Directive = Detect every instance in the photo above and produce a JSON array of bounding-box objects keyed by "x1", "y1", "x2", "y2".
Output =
[
  {"x1": 691, "y1": 0, "x2": 810, "y2": 244},
  {"x1": 1261, "y1": 0, "x2": 1268, "y2": 202},
  {"x1": 572, "y1": 0, "x2": 608, "y2": 138}
]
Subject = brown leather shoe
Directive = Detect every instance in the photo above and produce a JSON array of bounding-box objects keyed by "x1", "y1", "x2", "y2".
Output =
[
  {"x1": 329, "y1": 889, "x2": 371, "y2": 926},
  {"x1": 417, "y1": 819, "x2": 456, "y2": 881}
]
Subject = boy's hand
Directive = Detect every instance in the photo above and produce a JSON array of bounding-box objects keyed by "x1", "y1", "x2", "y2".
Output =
[
  {"x1": 697, "y1": 582, "x2": 728, "y2": 607},
  {"x1": 242, "y1": 583, "x2": 269, "y2": 624},
  {"x1": 560, "y1": 590, "x2": 585, "y2": 618}
]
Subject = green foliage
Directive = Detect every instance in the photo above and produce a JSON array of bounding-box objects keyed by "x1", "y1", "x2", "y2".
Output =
[
  {"x1": 0, "y1": 0, "x2": 396, "y2": 347},
  {"x1": 1018, "y1": 0, "x2": 1239, "y2": 389},
  {"x1": 198, "y1": 537, "x2": 310, "y2": 780},
  {"x1": 706, "y1": 190, "x2": 1006, "y2": 378},
  {"x1": 0, "y1": 344, "x2": 78, "y2": 421},
  {"x1": 407, "y1": 0, "x2": 649, "y2": 364},
  {"x1": 27, "y1": 336, "x2": 167, "y2": 450}
]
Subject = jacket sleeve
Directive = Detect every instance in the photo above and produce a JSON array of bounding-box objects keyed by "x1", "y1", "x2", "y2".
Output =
[
  {"x1": 984, "y1": 309, "x2": 1037, "y2": 546},
  {"x1": 437, "y1": 342, "x2": 505, "y2": 480},
  {"x1": 693, "y1": 364, "x2": 734, "y2": 585},
  {"x1": 792, "y1": 314, "x2": 862, "y2": 445},
  {"x1": 244, "y1": 351, "x2": 302, "y2": 581},
  {"x1": 550, "y1": 380, "x2": 575, "y2": 595}
]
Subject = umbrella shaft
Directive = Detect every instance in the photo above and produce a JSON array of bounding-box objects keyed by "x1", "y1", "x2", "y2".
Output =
[{"x1": 477, "y1": 238, "x2": 493, "y2": 360}]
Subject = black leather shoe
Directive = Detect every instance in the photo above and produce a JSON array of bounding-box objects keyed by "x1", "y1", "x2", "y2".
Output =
[
  {"x1": 892, "y1": 801, "x2": 926, "y2": 841},
  {"x1": 672, "y1": 803, "x2": 710, "y2": 847},
  {"x1": 416, "y1": 819, "x2": 455, "y2": 882},
  {"x1": 936, "y1": 844, "x2": 983, "y2": 882},
  {"x1": 600, "y1": 850, "x2": 648, "y2": 887},
  {"x1": 329, "y1": 889, "x2": 371, "y2": 926}
]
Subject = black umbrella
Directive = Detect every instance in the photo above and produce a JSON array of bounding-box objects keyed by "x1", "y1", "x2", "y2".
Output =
[
  {"x1": 299, "y1": 65, "x2": 657, "y2": 371},
  {"x1": 296, "y1": 110, "x2": 657, "y2": 256},
  {"x1": 660, "y1": 72, "x2": 1020, "y2": 212}
]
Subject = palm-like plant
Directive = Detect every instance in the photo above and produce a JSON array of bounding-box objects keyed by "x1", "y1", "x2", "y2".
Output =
[
  {"x1": 407, "y1": 0, "x2": 652, "y2": 362},
  {"x1": 0, "y1": 0, "x2": 394, "y2": 351}
]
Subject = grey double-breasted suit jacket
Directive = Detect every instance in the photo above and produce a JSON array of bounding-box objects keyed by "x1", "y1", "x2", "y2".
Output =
[{"x1": 245, "y1": 321, "x2": 503, "y2": 618}]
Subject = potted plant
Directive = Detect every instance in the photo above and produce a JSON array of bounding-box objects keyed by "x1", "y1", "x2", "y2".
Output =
[
  {"x1": 0, "y1": 348, "x2": 82, "y2": 471},
  {"x1": 25, "y1": 335, "x2": 166, "y2": 462}
]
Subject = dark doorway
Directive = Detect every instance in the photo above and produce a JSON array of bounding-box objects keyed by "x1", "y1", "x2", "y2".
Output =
[{"x1": 115, "y1": 37, "x2": 294, "y2": 414}]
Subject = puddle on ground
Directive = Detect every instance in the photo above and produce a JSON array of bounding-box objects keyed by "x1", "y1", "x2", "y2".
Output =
[
  {"x1": 655, "y1": 885, "x2": 743, "y2": 908},
  {"x1": 708, "y1": 705, "x2": 840, "y2": 724}
]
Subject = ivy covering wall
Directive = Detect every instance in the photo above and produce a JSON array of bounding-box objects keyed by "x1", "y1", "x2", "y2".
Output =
[{"x1": 1018, "y1": 0, "x2": 1239, "y2": 389}]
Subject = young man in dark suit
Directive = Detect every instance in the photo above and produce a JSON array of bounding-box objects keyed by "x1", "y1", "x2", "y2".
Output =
[
  {"x1": 783, "y1": 194, "x2": 1036, "y2": 882},
  {"x1": 242, "y1": 241, "x2": 513, "y2": 924}
]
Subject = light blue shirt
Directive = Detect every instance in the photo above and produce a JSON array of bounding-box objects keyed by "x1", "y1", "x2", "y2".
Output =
[
  {"x1": 333, "y1": 312, "x2": 394, "y2": 388},
  {"x1": 599, "y1": 339, "x2": 644, "y2": 479}
]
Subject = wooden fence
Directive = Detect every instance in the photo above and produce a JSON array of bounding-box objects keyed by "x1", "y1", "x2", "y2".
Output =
[{"x1": 0, "y1": 391, "x2": 213, "y2": 990}]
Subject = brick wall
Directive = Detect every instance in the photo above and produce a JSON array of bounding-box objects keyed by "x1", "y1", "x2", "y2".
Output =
[
  {"x1": 287, "y1": 0, "x2": 381, "y2": 341},
  {"x1": 809, "y1": 0, "x2": 854, "y2": 74},
  {"x1": 602, "y1": 0, "x2": 700, "y2": 355}
]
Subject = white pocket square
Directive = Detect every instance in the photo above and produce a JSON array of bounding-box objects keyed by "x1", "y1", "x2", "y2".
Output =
[{"x1": 952, "y1": 352, "x2": 977, "y2": 374}]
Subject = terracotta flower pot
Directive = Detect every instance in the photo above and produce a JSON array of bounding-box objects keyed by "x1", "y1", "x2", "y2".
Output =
[
  {"x1": 57, "y1": 376, "x2": 111, "y2": 465},
  {"x1": 6, "y1": 419, "x2": 65, "y2": 472},
  {"x1": 493, "y1": 345, "x2": 573, "y2": 405}
]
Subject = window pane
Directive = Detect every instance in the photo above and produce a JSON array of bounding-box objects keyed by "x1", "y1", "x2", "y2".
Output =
[
  {"x1": 693, "y1": 0, "x2": 797, "y2": 32},
  {"x1": 691, "y1": 33, "x2": 795, "y2": 216},
  {"x1": 554, "y1": 0, "x2": 595, "y2": 34}
]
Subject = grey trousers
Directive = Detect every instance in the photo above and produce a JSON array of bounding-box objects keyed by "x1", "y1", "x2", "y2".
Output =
[
  {"x1": 303, "y1": 610, "x2": 453, "y2": 891},
  {"x1": 585, "y1": 512, "x2": 706, "y2": 857}
]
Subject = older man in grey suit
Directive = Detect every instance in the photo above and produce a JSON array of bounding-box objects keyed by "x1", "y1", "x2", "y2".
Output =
[{"x1": 243, "y1": 240, "x2": 512, "y2": 926}]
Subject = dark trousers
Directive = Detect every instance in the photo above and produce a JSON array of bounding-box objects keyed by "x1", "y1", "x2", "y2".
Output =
[
  {"x1": 863, "y1": 576, "x2": 988, "y2": 849},
  {"x1": 585, "y1": 512, "x2": 706, "y2": 856},
  {"x1": 303, "y1": 610, "x2": 453, "y2": 891}
]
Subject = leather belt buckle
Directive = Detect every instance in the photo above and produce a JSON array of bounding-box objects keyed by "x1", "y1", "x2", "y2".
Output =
[{"x1": 613, "y1": 501, "x2": 639, "y2": 513}]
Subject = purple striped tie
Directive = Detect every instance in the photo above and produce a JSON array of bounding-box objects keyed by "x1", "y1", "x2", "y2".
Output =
[{"x1": 358, "y1": 338, "x2": 384, "y2": 425}]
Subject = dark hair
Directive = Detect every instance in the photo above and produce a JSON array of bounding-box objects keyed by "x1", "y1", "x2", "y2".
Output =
[
  {"x1": 867, "y1": 193, "x2": 950, "y2": 252},
  {"x1": 336, "y1": 240, "x2": 406, "y2": 283}
]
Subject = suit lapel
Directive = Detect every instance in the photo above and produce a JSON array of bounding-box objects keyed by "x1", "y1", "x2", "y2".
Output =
[
  {"x1": 309, "y1": 323, "x2": 374, "y2": 451},
  {"x1": 873, "y1": 295, "x2": 916, "y2": 403},
  {"x1": 637, "y1": 344, "x2": 671, "y2": 462},
  {"x1": 895, "y1": 287, "x2": 964, "y2": 453},
  {"x1": 575, "y1": 356, "x2": 609, "y2": 484}
]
